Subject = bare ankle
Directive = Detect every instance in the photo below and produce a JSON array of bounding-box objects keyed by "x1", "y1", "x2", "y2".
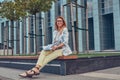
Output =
[{"x1": 35, "y1": 65, "x2": 41, "y2": 70}]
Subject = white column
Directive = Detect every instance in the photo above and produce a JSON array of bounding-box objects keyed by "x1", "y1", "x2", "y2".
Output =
[
  {"x1": 50, "y1": 2, "x2": 55, "y2": 41},
  {"x1": 19, "y1": 20, "x2": 23, "y2": 54},
  {"x1": 13, "y1": 21, "x2": 17, "y2": 54},
  {"x1": 77, "y1": 0, "x2": 84, "y2": 52},
  {"x1": 9, "y1": 20, "x2": 11, "y2": 47},
  {"x1": 113, "y1": 0, "x2": 120, "y2": 50},
  {"x1": 93, "y1": 0, "x2": 101, "y2": 51},
  {"x1": 26, "y1": 17, "x2": 29, "y2": 54}
]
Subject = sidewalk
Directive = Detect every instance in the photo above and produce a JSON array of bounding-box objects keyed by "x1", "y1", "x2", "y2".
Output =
[{"x1": 0, "y1": 67, "x2": 120, "y2": 80}]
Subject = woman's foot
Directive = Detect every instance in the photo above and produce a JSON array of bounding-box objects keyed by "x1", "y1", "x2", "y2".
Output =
[
  {"x1": 30, "y1": 67, "x2": 40, "y2": 75},
  {"x1": 19, "y1": 70, "x2": 33, "y2": 78},
  {"x1": 19, "y1": 66, "x2": 40, "y2": 78}
]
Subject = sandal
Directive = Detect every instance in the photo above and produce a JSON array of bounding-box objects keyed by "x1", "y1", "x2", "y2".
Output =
[
  {"x1": 19, "y1": 71, "x2": 33, "y2": 78},
  {"x1": 19, "y1": 67, "x2": 40, "y2": 78},
  {"x1": 29, "y1": 67, "x2": 40, "y2": 75}
]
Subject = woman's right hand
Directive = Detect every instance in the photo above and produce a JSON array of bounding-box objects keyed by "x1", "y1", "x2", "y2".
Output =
[{"x1": 51, "y1": 45, "x2": 58, "y2": 51}]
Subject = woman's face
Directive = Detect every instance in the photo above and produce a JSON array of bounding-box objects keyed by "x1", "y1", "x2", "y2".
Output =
[{"x1": 56, "y1": 18, "x2": 63, "y2": 28}]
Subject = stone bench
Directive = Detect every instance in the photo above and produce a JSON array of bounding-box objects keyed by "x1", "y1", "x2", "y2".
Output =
[
  {"x1": 0, "y1": 55, "x2": 78, "y2": 75},
  {"x1": 0, "y1": 55, "x2": 120, "y2": 75}
]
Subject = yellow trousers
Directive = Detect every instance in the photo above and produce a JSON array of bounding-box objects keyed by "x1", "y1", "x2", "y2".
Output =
[{"x1": 36, "y1": 49, "x2": 63, "y2": 70}]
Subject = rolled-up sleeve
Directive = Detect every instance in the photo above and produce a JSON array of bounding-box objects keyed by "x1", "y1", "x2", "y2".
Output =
[{"x1": 62, "y1": 28, "x2": 69, "y2": 45}]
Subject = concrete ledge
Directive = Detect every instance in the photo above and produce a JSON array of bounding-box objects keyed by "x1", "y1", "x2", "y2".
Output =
[
  {"x1": 0, "y1": 55, "x2": 120, "y2": 75},
  {"x1": 0, "y1": 55, "x2": 78, "y2": 60},
  {"x1": 0, "y1": 56, "x2": 38, "y2": 59},
  {"x1": 58, "y1": 55, "x2": 78, "y2": 59}
]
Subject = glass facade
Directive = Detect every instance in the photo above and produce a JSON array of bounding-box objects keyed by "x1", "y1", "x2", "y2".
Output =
[
  {"x1": 87, "y1": 0, "x2": 93, "y2": 17},
  {"x1": 99, "y1": 0, "x2": 115, "y2": 50},
  {"x1": 0, "y1": 0, "x2": 120, "y2": 54},
  {"x1": 100, "y1": 0, "x2": 113, "y2": 14}
]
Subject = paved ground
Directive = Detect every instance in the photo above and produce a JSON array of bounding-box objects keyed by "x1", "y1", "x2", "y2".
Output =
[{"x1": 0, "y1": 67, "x2": 120, "y2": 80}]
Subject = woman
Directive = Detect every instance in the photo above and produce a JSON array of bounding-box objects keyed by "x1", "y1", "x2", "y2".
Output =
[{"x1": 19, "y1": 16, "x2": 72, "y2": 78}]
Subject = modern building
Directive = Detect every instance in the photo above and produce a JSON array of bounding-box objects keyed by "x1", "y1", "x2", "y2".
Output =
[{"x1": 0, "y1": 0, "x2": 120, "y2": 55}]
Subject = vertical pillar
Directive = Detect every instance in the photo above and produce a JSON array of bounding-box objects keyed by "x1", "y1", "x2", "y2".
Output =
[
  {"x1": 27, "y1": 17, "x2": 30, "y2": 53},
  {"x1": 93, "y1": 0, "x2": 101, "y2": 51},
  {"x1": 113, "y1": 0, "x2": 120, "y2": 50},
  {"x1": 51, "y1": 2, "x2": 55, "y2": 41},
  {"x1": 77, "y1": 0, "x2": 84, "y2": 52},
  {"x1": 19, "y1": 20, "x2": 23, "y2": 54},
  {"x1": 9, "y1": 21, "x2": 11, "y2": 47},
  {"x1": 14, "y1": 21, "x2": 17, "y2": 54},
  {"x1": 26, "y1": 17, "x2": 29, "y2": 54}
]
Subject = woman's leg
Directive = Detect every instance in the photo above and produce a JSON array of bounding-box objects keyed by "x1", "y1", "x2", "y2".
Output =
[
  {"x1": 39, "y1": 49, "x2": 63, "y2": 70},
  {"x1": 27, "y1": 50, "x2": 53, "y2": 73},
  {"x1": 19, "y1": 50, "x2": 52, "y2": 77},
  {"x1": 36, "y1": 50, "x2": 53, "y2": 68}
]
